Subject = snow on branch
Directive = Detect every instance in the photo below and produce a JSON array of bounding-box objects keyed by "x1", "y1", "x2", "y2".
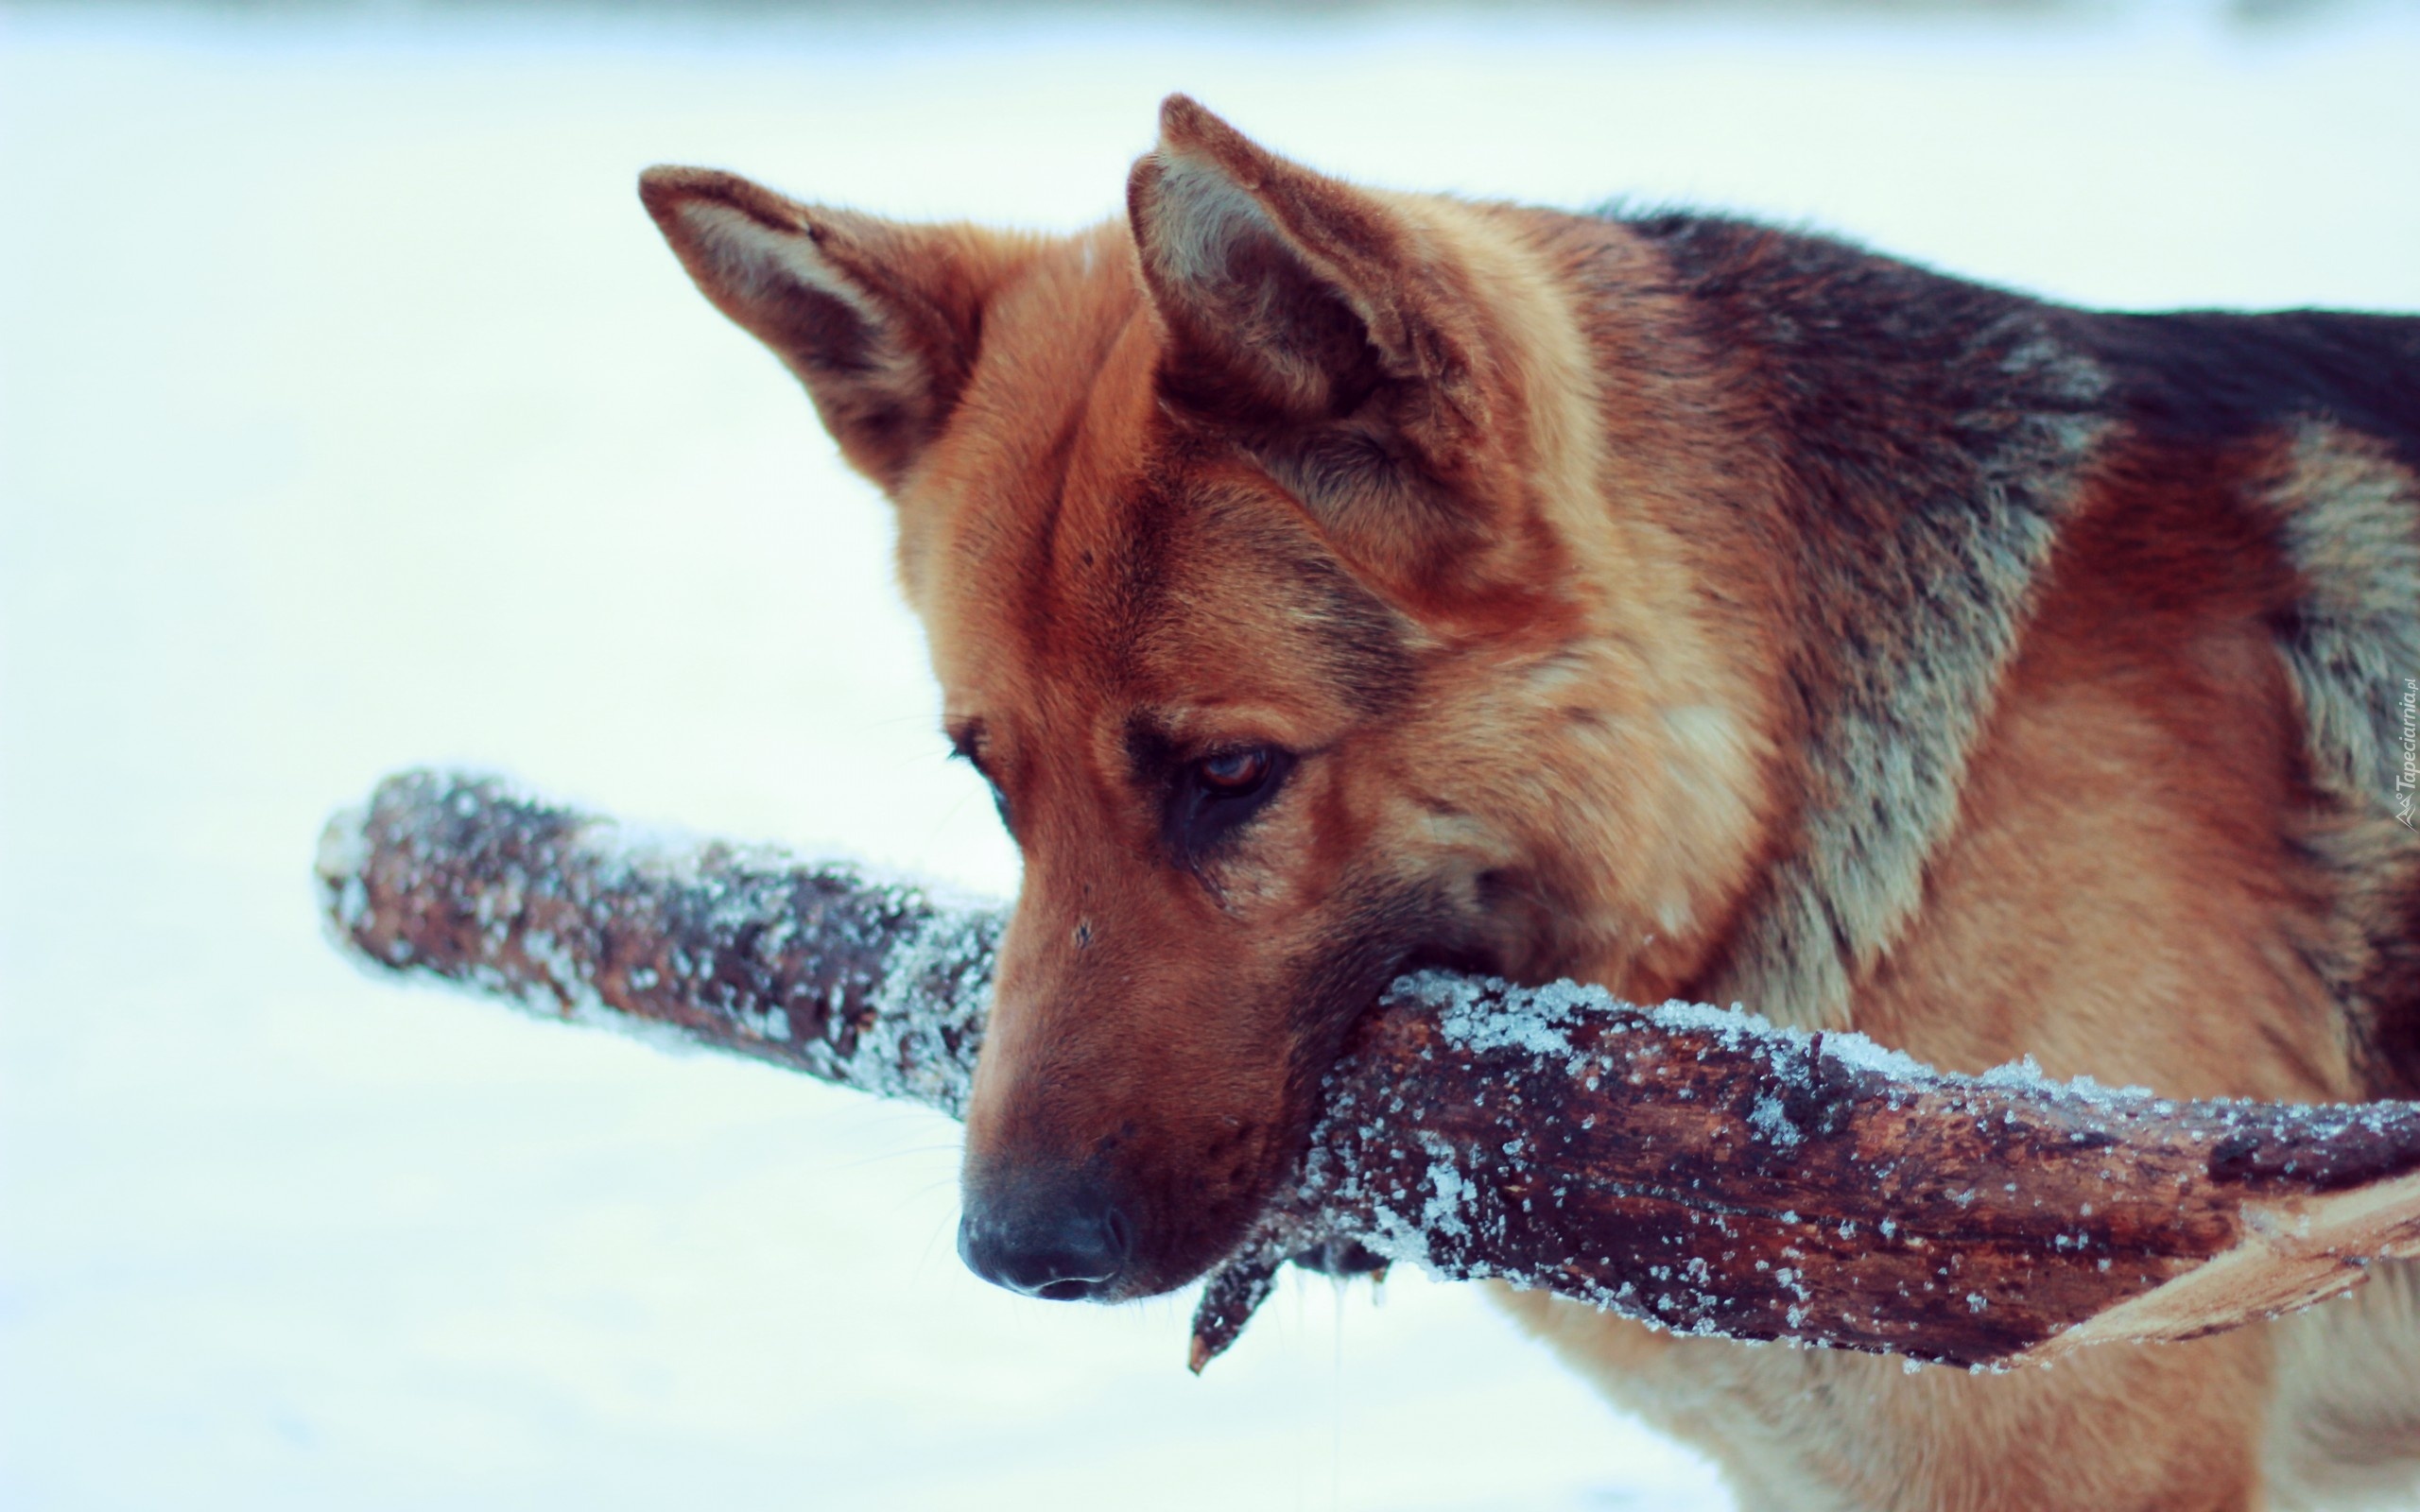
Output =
[{"x1": 318, "y1": 769, "x2": 2420, "y2": 1374}]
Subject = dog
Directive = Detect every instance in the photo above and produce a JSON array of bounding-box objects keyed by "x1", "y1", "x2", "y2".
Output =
[{"x1": 641, "y1": 94, "x2": 2420, "y2": 1512}]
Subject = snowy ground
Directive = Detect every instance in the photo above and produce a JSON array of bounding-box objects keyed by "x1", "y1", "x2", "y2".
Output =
[{"x1": 3, "y1": 3, "x2": 2417, "y2": 1508}]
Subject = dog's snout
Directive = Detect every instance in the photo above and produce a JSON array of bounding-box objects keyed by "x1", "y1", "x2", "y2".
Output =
[{"x1": 957, "y1": 1177, "x2": 1132, "y2": 1301}]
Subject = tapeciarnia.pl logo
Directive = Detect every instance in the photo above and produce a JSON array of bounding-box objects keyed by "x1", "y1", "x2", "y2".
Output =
[{"x1": 2397, "y1": 677, "x2": 2418, "y2": 830}]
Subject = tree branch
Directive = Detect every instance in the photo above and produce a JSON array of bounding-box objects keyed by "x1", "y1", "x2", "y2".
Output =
[{"x1": 318, "y1": 769, "x2": 2420, "y2": 1374}]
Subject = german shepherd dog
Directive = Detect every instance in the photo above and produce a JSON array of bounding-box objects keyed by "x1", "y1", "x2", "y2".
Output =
[{"x1": 642, "y1": 96, "x2": 2420, "y2": 1511}]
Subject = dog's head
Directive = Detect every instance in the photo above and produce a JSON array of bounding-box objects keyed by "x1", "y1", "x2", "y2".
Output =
[{"x1": 643, "y1": 97, "x2": 1772, "y2": 1301}]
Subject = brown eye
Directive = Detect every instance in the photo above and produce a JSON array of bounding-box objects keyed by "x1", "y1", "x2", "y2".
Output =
[
  {"x1": 1164, "y1": 746, "x2": 1296, "y2": 864},
  {"x1": 1196, "y1": 748, "x2": 1270, "y2": 793}
]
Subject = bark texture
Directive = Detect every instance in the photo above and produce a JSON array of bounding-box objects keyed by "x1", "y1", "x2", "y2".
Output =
[{"x1": 319, "y1": 769, "x2": 2420, "y2": 1373}]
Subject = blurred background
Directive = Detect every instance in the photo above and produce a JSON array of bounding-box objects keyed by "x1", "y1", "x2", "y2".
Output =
[{"x1": 3, "y1": 1, "x2": 2416, "y2": 1508}]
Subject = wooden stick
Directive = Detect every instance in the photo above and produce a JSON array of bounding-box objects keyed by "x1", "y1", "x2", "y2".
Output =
[
  {"x1": 319, "y1": 769, "x2": 995, "y2": 1115},
  {"x1": 318, "y1": 769, "x2": 2420, "y2": 1374}
]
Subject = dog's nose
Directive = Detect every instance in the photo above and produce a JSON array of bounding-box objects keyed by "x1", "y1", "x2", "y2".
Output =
[{"x1": 957, "y1": 1178, "x2": 1132, "y2": 1301}]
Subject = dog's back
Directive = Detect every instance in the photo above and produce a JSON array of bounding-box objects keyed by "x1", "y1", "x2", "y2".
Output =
[{"x1": 643, "y1": 97, "x2": 2420, "y2": 1510}]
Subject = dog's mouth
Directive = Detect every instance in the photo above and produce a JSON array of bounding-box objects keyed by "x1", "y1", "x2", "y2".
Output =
[
  {"x1": 1325, "y1": 937, "x2": 1498, "y2": 1055},
  {"x1": 1181, "y1": 945, "x2": 1509, "y2": 1367},
  {"x1": 1193, "y1": 939, "x2": 1498, "y2": 1279},
  {"x1": 1392, "y1": 940, "x2": 1501, "y2": 988}
]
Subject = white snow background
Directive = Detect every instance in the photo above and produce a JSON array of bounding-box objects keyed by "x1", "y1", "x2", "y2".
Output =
[{"x1": 4, "y1": 3, "x2": 2418, "y2": 1507}]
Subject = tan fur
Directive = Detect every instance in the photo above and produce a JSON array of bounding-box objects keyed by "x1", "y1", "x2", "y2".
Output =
[{"x1": 642, "y1": 95, "x2": 2420, "y2": 1510}]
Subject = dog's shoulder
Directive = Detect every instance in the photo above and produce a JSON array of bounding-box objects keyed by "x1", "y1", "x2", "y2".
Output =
[{"x1": 1600, "y1": 210, "x2": 2420, "y2": 1095}]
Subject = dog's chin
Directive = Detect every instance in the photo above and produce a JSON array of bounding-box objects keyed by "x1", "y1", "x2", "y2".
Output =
[
  {"x1": 1107, "y1": 1205, "x2": 1269, "y2": 1301},
  {"x1": 1089, "y1": 1102, "x2": 1329, "y2": 1301}
]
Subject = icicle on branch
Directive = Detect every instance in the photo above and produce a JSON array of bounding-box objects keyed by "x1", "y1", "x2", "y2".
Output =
[{"x1": 317, "y1": 769, "x2": 2420, "y2": 1375}]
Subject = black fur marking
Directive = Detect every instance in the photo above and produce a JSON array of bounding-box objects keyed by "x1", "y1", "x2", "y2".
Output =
[{"x1": 2067, "y1": 309, "x2": 2420, "y2": 475}]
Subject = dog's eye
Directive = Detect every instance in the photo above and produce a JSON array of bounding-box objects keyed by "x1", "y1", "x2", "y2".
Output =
[
  {"x1": 947, "y1": 736, "x2": 1013, "y2": 839},
  {"x1": 1166, "y1": 746, "x2": 1294, "y2": 862},
  {"x1": 1196, "y1": 748, "x2": 1271, "y2": 795}
]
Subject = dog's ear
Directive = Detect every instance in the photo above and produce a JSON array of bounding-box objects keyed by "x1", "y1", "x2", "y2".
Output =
[
  {"x1": 640, "y1": 166, "x2": 1008, "y2": 491},
  {"x1": 1127, "y1": 94, "x2": 1490, "y2": 475}
]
